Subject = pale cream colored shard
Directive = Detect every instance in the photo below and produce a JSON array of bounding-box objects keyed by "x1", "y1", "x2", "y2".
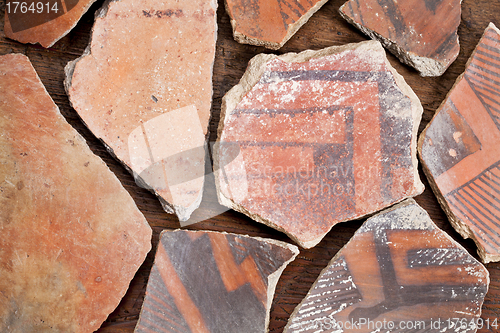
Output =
[
  {"x1": 0, "y1": 53, "x2": 152, "y2": 333},
  {"x1": 4, "y1": 0, "x2": 98, "y2": 48},
  {"x1": 215, "y1": 41, "x2": 424, "y2": 248},
  {"x1": 65, "y1": 0, "x2": 217, "y2": 221}
]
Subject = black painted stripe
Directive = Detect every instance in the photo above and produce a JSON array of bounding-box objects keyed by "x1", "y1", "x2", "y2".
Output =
[
  {"x1": 377, "y1": 0, "x2": 407, "y2": 37},
  {"x1": 488, "y1": 168, "x2": 500, "y2": 183},
  {"x1": 467, "y1": 69, "x2": 500, "y2": 90},
  {"x1": 475, "y1": 54, "x2": 500, "y2": 70},
  {"x1": 448, "y1": 161, "x2": 500, "y2": 195},
  {"x1": 480, "y1": 43, "x2": 500, "y2": 56},
  {"x1": 453, "y1": 190, "x2": 500, "y2": 240},
  {"x1": 259, "y1": 69, "x2": 389, "y2": 85},
  {"x1": 477, "y1": 49, "x2": 500, "y2": 63},
  {"x1": 470, "y1": 63, "x2": 500, "y2": 80},
  {"x1": 476, "y1": 178, "x2": 500, "y2": 199},
  {"x1": 467, "y1": 74, "x2": 500, "y2": 97},
  {"x1": 463, "y1": 74, "x2": 500, "y2": 129},
  {"x1": 484, "y1": 33, "x2": 500, "y2": 44},
  {"x1": 476, "y1": 91, "x2": 500, "y2": 109},
  {"x1": 459, "y1": 188, "x2": 500, "y2": 228},
  {"x1": 461, "y1": 185, "x2": 500, "y2": 224},
  {"x1": 447, "y1": 195, "x2": 500, "y2": 248},
  {"x1": 353, "y1": 0, "x2": 365, "y2": 26},
  {"x1": 237, "y1": 140, "x2": 346, "y2": 148},
  {"x1": 231, "y1": 105, "x2": 352, "y2": 116}
]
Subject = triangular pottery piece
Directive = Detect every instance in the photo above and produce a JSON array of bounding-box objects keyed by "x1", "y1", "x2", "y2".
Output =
[
  {"x1": 134, "y1": 229, "x2": 299, "y2": 333},
  {"x1": 0, "y1": 53, "x2": 152, "y2": 333}
]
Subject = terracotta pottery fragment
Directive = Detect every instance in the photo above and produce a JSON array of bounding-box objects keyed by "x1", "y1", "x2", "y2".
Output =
[
  {"x1": 225, "y1": 0, "x2": 328, "y2": 50},
  {"x1": 0, "y1": 54, "x2": 152, "y2": 333},
  {"x1": 285, "y1": 199, "x2": 489, "y2": 333},
  {"x1": 215, "y1": 40, "x2": 424, "y2": 248},
  {"x1": 134, "y1": 229, "x2": 299, "y2": 333},
  {"x1": 339, "y1": 0, "x2": 461, "y2": 76},
  {"x1": 4, "y1": 0, "x2": 98, "y2": 48},
  {"x1": 419, "y1": 23, "x2": 500, "y2": 263},
  {"x1": 65, "y1": 0, "x2": 217, "y2": 222}
]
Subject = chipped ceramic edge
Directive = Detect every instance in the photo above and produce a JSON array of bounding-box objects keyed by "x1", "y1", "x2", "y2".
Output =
[
  {"x1": 215, "y1": 40, "x2": 424, "y2": 249},
  {"x1": 283, "y1": 198, "x2": 489, "y2": 332},
  {"x1": 153, "y1": 229, "x2": 300, "y2": 333},
  {"x1": 65, "y1": 0, "x2": 218, "y2": 222},
  {"x1": 417, "y1": 22, "x2": 500, "y2": 263},
  {"x1": 339, "y1": 3, "x2": 460, "y2": 77},
  {"x1": 382, "y1": 42, "x2": 426, "y2": 197},
  {"x1": 4, "y1": 0, "x2": 99, "y2": 48},
  {"x1": 225, "y1": 0, "x2": 328, "y2": 50},
  {"x1": 9, "y1": 53, "x2": 152, "y2": 331}
]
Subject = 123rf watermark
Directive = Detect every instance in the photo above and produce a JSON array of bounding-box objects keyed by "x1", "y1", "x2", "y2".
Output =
[{"x1": 296, "y1": 317, "x2": 499, "y2": 331}]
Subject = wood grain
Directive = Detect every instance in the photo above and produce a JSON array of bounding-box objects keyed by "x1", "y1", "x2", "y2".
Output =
[{"x1": 1, "y1": 0, "x2": 500, "y2": 331}]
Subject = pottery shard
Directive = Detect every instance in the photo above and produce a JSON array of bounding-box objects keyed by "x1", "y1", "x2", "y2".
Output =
[
  {"x1": 339, "y1": 0, "x2": 461, "y2": 77},
  {"x1": 419, "y1": 23, "x2": 500, "y2": 263},
  {"x1": 4, "y1": 0, "x2": 98, "y2": 48},
  {"x1": 225, "y1": 0, "x2": 328, "y2": 50},
  {"x1": 65, "y1": 0, "x2": 217, "y2": 222},
  {"x1": 215, "y1": 40, "x2": 424, "y2": 248},
  {"x1": 0, "y1": 54, "x2": 152, "y2": 333},
  {"x1": 134, "y1": 229, "x2": 299, "y2": 333},
  {"x1": 285, "y1": 199, "x2": 489, "y2": 333}
]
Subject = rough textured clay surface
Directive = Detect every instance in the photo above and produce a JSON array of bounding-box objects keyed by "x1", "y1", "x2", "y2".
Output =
[
  {"x1": 215, "y1": 41, "x2": 424, "y2": 248},
  {"x1": 225, "y1": 0, "x2": 329, "y2": 50},
  {"x1": 340, "y1": 0, "x2": 461, "y2": 77},
  {"x1": 65, "y1": 0, "x2": 217, "y2": 221},
  {"x1": 419, "y1": 23, "x2": 500, "y2": 263},
  {"x1": 134, "y1": 229, "x2": 299, "y2": 333},
  {"x1": 4, "y1": 0, "x2": 98, "y2": 48},
  {"x1": 284, "y1": 199, "x2": 489, "y2": 333},
  {"x1": 0, "y1": 54, "x2": 152, "y2": 333}
]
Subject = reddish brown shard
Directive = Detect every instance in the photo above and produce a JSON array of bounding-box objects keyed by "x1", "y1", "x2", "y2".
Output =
[
  {"x1": 0, "y1": 53, "x2": 152, "y2": 332},
  {"x1": 419, "y1": 23, "x2": 500, "y2": 263},
  {"x1": 225, "y1": 0, "x2": 328, "y2": 50},
  {"x1": 65, "y1": 0, "x2": 217, "y2": 221},
  {"x1": 215, "y1": 41, "x2": 424, "y2": 248},
  {"x1": 285, "y1": 199, "x2": 489, "y2": 333},
  {"x1": 134, "y1": 229, "x2": 298, "y2": 333},
  {"x1": 340, "y1": 0, "x2": 461, "y2": 76},
  {"x1": 4, "y1": 0, "x2": 98, "y2": 48}
]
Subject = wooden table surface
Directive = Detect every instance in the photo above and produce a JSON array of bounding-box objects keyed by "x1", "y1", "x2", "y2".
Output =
[{"x1": 2, "y1": 0, "x2": 500, "y2": 331}]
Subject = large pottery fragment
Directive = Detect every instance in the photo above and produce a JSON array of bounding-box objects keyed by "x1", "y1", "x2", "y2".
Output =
[
  {"x1": 65, "y1": 0, "x2": 217, "y2": 221},
  {"x1": 134, "y1": 229, "x2": 299, "y2": 333},
  {"x1": 340, "y1": 0, "x2": 461, "y2": 76},
  {"x1": 419, "y1": 23, "x2": 500, "y2": 263},
  {"x1": 0, "y1": 53, "x2": 152, "y2": 333},
  {"x1": 215, "y1": 41, "x2": 424, "y2": 248},
  {"x1": 285, "y1": 200, "x2": 489, "y2": 333}
]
